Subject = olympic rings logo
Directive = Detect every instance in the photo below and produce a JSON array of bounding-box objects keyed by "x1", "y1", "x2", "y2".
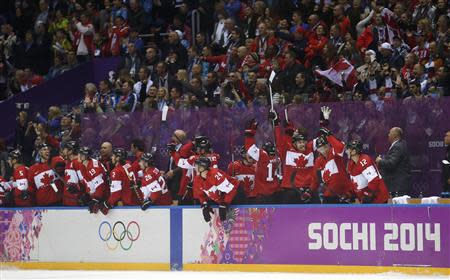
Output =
[{"x1": 98, "y1": 221, "x2": 140, "y2": 251}]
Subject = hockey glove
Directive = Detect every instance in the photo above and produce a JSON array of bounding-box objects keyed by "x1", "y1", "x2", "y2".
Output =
[
  {"x1": 201, "y1": 203, "x2": 214, "y2": 223},
  {"x1": 299, "y1": 187, "x2": 312, "y2": 203},
  {"x1": 100, "y1": 201, "x2": 111, "y2": 215},
  {"x1": 361, "y1": 191, "x2": 375, "y2": 204},
  {"x1": 284, "y1": 121, "x2": 295, "y2": 136},
  {"x1": 4, "y1": 190, "x2": 13, "y2": 205},
  {"x1": 88, "y1": 199, "x2": 100, "y2": 214},
  {"x1": 20, "y1": 190, "x2": 30, "y2": 200},
  {"x1": 67, "y1": 184, "x2": 79, "y2": 194},
  {"x1": 244, "y1": 119, "x2": 258, "y2": 136},
  {"x1": 79, "y1": 193, "x2": 91, "y2": 206},
  {"x1": 167, "y1": 143, "x2": 177, "y2": 153},
  {"x1": 141, "y1": 199, "x2": 153, "y2": 211},
  {"x1": 320, "y1": 106, "x2": 332, "y2": 120},
  {"x1": 319, "y1": 127, "x2": 333, "y2": 137},
  {"x1": 219, "y1": 204, "x2": 228, "y2": 221}
]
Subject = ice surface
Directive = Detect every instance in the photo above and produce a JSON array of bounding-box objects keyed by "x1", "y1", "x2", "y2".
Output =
[{"x1": 0, "y1": 270, "x2": 447, "y2": 280}]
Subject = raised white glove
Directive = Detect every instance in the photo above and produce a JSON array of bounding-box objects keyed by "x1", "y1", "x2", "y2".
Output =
[{"x1": 321, "y1": 106, "x2": 332, "y2": 120}]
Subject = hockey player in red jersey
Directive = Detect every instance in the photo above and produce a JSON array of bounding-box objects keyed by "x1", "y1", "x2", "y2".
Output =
[
  {"x1": 314, "y1": 132, "x2": 354, "y2": 204},
  {"x1": 0, "y1": 176, "x2": 13, "y2": 206},
  {"x1": 78, "y1": 146, "x2": 110, "y2": 213},
  {"x1": 9, "y1": 150, "x2": 33, "y2": 206},
  {"x1": 271, "y1": 111, "x2": 319, "y2": 204},
  {"x1": 62, "y1": 141, "x2": 86, "y2": 206},
  {"x1": 169, "y1": 136, "x2": 220, "y2": 204},
  {"x1": 244, "y1": 119, "x2": 281, "y2": 203},
  {"x1": 139, "y1": 153, "x2": 172, "y2": 209},
  {"x1": 129, "y1": 139, "x2": 145, "y2": 180},
  {"x1": 101, "y1": 148, "x2": 140, "y2": 215},
  {"x1": 227, "y1": 146, "x2": 256, "y2": 202},
  {"x1": 346, "y1": 140, "x2": 389, "y2": 204},
  {"x1": 28, "y1": 144, "x2": 61, "y2": 206},
  {"x1": 194, "y1": 157, "x2": 241, "y2": 222}
]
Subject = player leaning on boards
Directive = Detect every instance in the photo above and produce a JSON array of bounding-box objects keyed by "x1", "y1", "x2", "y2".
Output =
[{"x1": 194, "y1": 156, "x2": 244, "y2": 223}]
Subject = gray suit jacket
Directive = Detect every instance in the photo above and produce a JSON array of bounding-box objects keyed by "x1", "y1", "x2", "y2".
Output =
[{"x1": 379, "y1": 139, "x2": 412, "y2": 194}]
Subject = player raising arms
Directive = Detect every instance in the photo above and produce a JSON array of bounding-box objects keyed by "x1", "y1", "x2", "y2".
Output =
[
  {"x1": 78, "y1": 146, "x2": 109, "y2": 213},
  {"x1": 9, "y1": 150, "x2": 33, "y2": 207},
  {"x1": 227, "y1": 146, "x2": 256, "y2": 203},
  {"x1": 100, "y1": 148, "x2": 140, "y2": 215},
  {"x1": 346, "y1": 140, "x2": 389, "y2": 204},
  {"x1": 194, "y1": 157, "x2": 242, "y2": 222},
  {"x1": 270, "y1": 111, "x2": 319, "y2": 204},
  {"x1": 139, "y1": 152, "x2": 172, "y2": 210},
  {"x1": 244, "y1": 119, "x2": 281, "y2": 204}
]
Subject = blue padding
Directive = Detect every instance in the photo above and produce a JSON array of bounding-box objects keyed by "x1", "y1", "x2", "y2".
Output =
[{"x1": 170, "y1": 208, "x2": 183, "y2": 271}]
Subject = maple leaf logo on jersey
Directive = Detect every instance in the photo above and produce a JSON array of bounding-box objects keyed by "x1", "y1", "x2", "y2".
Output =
[
  {"x1": 294, "y1": 156, "x2": 308, "y2": 167},
  {"x1": 40, "y1": 173, "x2": 54, "y2": 186},
  {"x1": 322, "y1": 169, "x2": 331, "y2": 182},
  {"x1": 242, "y1": 176, "x2": 254, "y2": 191}
]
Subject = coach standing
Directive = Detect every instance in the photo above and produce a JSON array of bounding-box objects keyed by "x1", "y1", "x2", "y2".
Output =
[
  {"x1": 376, "y1": 127, "x2": 412, "y2": 197},
  {"x1": 442, "y1": 131, "x2": 450, "y2": 197}
]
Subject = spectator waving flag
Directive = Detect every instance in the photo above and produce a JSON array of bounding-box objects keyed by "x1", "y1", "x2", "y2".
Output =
[{"x1": 315, "y1": 58, "x2": 357, "y2": 88}]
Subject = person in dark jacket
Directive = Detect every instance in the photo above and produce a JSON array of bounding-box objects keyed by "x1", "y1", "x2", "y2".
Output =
[
  {"x1": 376, "y1": 127, "x2": 412, "y2": 196},
  {"x1": 442, "y1": 131, "x2": 450, "y2": 197}
]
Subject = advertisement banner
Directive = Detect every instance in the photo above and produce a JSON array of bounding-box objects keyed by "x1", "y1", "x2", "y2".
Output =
[
  {"x1": 183, "y1": 206, "x2": 450, "y2": 268},
  {"x1": 0, "y1": 208, "x2": 170, "y2": 263}
]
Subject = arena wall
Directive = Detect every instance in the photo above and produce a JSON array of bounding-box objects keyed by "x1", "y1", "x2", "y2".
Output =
[{"x1": 1, "y1": 205, "x2": 449, "y2": 275}]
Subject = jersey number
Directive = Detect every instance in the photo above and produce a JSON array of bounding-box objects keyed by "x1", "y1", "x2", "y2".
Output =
[{"x1": 267, "y1": 163, "x2": 274, "y2": 182}]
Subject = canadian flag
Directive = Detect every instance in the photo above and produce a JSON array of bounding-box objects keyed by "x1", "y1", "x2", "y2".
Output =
[{"x1": 315, "y1": 58, "x2": 357, "y2": 88}]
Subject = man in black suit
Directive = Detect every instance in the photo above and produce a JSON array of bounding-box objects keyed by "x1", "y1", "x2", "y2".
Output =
[
  {"x1": 442, "y1": 131, "x2": 450, "y2": 197},
  {"x1": 376, "y1": 127, "x2": 412, "y2": 196}
]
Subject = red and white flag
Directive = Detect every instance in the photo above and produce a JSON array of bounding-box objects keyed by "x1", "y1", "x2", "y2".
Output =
[{"x1": 315, "y1": 58, "x2": 357, "y2": 88}]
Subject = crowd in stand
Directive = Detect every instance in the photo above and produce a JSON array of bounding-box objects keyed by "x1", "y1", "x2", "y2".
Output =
[{"x1": 0, "y1": 0, "x2": 449, "y2": 106}]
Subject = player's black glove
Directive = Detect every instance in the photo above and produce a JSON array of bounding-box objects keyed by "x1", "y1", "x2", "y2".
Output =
[
  {"x1": 361, "y1": 190, "x2": 375, "y2": 204},
  {"x1": 339, "y1": 194, "x2": 354, "y2": 204},
  {"x1": 167, "y1": 143, "x2": 177, "y2": 153},
  {"x1": 88, "y1": 199, "x2": 100, "y2": 214},
  {"x1": 19, "y1": 190, "x2": 30, "y2": 200},
  {"x1": 284, "y1": 121, "x2": 295, "y2": 136},
  {"x1": 299, "y1": 187, "x2": 312, "y2": 203},
  {"x1": 141, "y1": 199, "x2": 153, "y2": 211},
  {"x1": 66, "y1": 184, "x2": 79, "y2": 194},
  {"x1": 100, "y1": 201, "x2": 111, "y2": 215},
  {"x1": 201, "y1": 202, "x2": 214, "y2": 223},
  {"x1": 244, "y1": 119, "x2": 258, "y2": 136},
  {"x1": 319, "y1": 127, "x2": 333, "y2": 137},
  {"x1": 441, "y1": 192, "x2": 450, "y2": 198},
  {"x1": 4, "y1": 190, "x2": 13, "y2": 204},
  {"x1": 268, "y1": 110, "x2": 279, "y2": 125},
  {"x1": 79, "y1": 193, "x2": 91, "y2": 206},
  {"x1": 219, "y1": 204, "x2": 228, "y2": 221}
]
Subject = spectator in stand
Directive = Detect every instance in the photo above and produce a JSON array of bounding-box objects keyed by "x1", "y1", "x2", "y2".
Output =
[
  {"x1": 72, "y1": 13, "x2": 94, "y2": 62},
  {"x1": 119, "y1": 42, "x2": 142, "y2": 79},
  {"x1": 114, "y1": 80, "x2": 137, "y2": 112}
]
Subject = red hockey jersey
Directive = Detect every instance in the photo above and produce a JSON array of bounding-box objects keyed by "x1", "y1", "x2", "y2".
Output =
[
  {"x1": 108, "y1": 162, "x2": 140, "y2": 206},
  {"x1": 275, "y1": 126, "x2": 317, "y2": 191},
  {"x1": 245, "y1": 135, "x2": 280, "y2": 196},
  {"x1": 12, "y1": 165, "x2": 33, "y2": 206},
  {"x1": 83, "y1": 159, "x2": 109, "y2": 201},
  {"x1": 140, "y1": 167, "x2": 172, "y2": 205},
  {"x1": 347, "y1": 154, "x2": 389, "y2": 203},
  {"x1": 314, "y1": 135, "x2": 353, "y2": 197},
  {"x1": 197, "y1": 169, "x2": 238, "y2": 205},
  {"x1": 28, "y1": 162, "x2": 60, "y2": 206},
  {"x1": 227, "y1": 160, "x2": 256, "y2": 198}
]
